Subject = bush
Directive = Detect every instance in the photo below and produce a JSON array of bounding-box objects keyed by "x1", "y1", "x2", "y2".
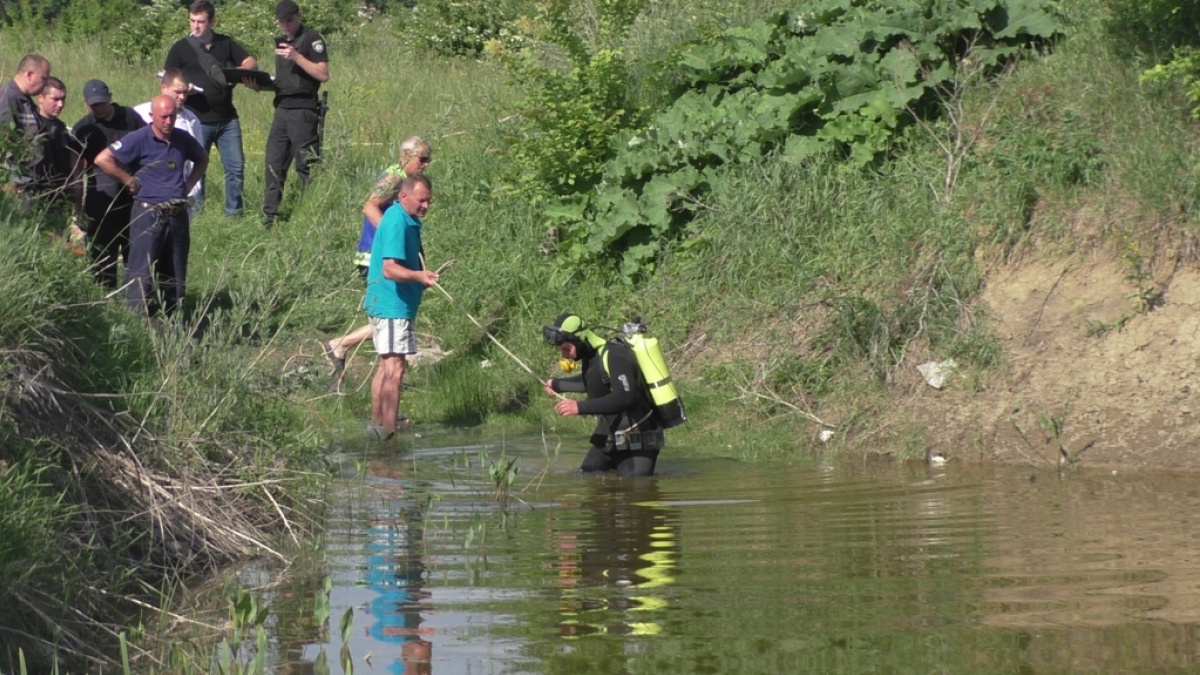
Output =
[
  {"x1": 0, "y1": 0, "x2": 71, "y2": 30},
  {"x1": 493, "y1": 0, "x2": 649, "y2": 206},
  {"x1": 401, "y1": 0, "x2": 530, "y2": 57},
  {"x1": 56, "y1": 0, "x2": 137, "y2": 42},
  {"x1": 108, "y1": 0, "x2": 185, "y2": 63},
  {"x1": 1103, "y1": 0, "x2": 1200, "y2": 61}
]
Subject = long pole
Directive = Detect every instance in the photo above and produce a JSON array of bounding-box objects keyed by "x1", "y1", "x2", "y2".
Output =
[{"x1": 422, "y1": 257, "x2": 563, "y2": 398}]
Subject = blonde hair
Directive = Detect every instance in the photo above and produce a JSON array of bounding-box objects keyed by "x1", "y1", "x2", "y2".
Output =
[{"x1": 397, "y1": 135, "x2": 430, "y2": 165}]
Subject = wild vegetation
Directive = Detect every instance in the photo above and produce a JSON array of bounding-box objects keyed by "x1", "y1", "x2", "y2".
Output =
[{"x1": 3, "y1": 0, "x2": 1200, "y2": 668}]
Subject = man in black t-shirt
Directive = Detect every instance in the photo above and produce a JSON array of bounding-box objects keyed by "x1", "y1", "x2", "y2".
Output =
[
  {"x1": 73, "y1": 79, "x2": 146, "y2": 287},
  {"x1": 255, "y1": 0, "x2": 330, "y2": 225},
  {"x1": 163, "y1": 0, "x2": 256, "y2": 216}
]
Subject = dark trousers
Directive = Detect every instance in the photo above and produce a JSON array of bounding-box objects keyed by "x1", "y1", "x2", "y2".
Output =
[
  {"x1": 580, "y1": 444, "x2": 660, "y2": 477},
  {"x1": 124, "y1": 203, "x2": 190, "y2": 316},
  {"x1": 263, "y1": 106, "x2": 320, "y2": 217},
  {"x1": 84, "y1": 195, "x2": 132, "y2": 289}
]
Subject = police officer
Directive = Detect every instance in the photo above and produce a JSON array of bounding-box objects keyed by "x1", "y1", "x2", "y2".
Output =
[
  {"x1": 73, "y1": 79, "x2": 147, "y2": 287},
  {"x1": 543, "y1": 313, "x2": 667, "y2": 477},
  {"x1": 260, "y1": 0, "x2": 329, "y2": 225}
]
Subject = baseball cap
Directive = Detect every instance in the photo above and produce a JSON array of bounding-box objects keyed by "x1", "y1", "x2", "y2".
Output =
[
  {"x1": 275, "y1": 0, "x2": 300, "y2": 19},
  {"x1": 82, "y1": 79, "x2": 112, "y2": 105}
]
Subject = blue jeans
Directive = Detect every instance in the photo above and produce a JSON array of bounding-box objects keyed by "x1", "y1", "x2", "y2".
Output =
[
  {"x1": 199, "y1": 118, "x2": 245, "y2": 216},
  {"x1": 124, "y1": 202, "x2": 190, "y2": 316}
]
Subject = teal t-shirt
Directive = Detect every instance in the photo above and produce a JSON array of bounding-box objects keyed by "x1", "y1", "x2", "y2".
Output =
[{"x1": 363, "y1": 203, "x2": 424, "y2": 319}]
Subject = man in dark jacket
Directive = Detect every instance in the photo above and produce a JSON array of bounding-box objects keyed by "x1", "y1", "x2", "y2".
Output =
[
  {"x1": 543, "y1": 313, "x2": 666, "y2": 477},
  {"x1": 33, "y1": 76, "x2": 83, "y2": 210},
  {"x1": 0, "y1": 54, "x2": 51, "y2": 197}
]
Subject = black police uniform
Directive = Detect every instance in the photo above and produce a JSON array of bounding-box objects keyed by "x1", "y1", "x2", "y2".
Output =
[
  {"x1": 32, "y1": 116, "x2": 82, "y2": 204},
  {"x1": 549, "y1": 339, "x2": 666, "y2": 477},
  {"x1": 263, "y1": 24, "x2": 328, "y2": 219},
  {"x1": 73, "y1": 105, "x2": 146, "y2": 287}
]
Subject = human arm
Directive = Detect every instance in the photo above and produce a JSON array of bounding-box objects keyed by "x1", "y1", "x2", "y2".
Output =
[
  {"x1": 184, "y1": 152, "x2": 207, "y2": 197},
  {"x1": 381, "y1": 258, "x2": 438, "y2": 286},
  {"x1": 576, "y1": 348, "x2": 641, "y2": 416},
  {"x1": 276, "y1": 41, "x2": 329, "y2": 82},
  {"x1": 546, "y1": 376, "x2": 586, "y2": 395},
  {"x1": 362, "y1": 170, "x2": 404, "y2": 226},
  {"x1": 93, "y1": 149, "x2": 139, "y2": 194},
  {"x1": 547, "y1": 375, "x2": 586, "y2": 416}
]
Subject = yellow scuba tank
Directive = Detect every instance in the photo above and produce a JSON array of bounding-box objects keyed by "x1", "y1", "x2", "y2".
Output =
[{"x1": 622, "y1": 319, "x2": 687, "y2": 428}]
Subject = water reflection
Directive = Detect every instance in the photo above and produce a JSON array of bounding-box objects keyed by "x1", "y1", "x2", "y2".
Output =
[
  {"x1": 547, "y1": 477, "x2": 678, "y2": 638},
  {"x1": 364, "y1": 485, "x2": 433, "y2": 675},
  {"x1": 267, "y1": 438, "x2": 1200, "y2": 674}
]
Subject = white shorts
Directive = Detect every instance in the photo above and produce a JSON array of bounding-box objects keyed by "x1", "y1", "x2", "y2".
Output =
[{"x1": 370, "y1": 317, "x2": 417, "y2": 356}]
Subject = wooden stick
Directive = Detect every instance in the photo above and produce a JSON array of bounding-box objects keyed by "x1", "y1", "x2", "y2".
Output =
[{"x1": 421, "y1": 254, "x2": 562, "y2": 397}]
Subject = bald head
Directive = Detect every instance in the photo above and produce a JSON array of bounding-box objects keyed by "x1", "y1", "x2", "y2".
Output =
[
  {"x1": 14, "y1": 54, "x2": 50, "y2": 96},
  {"x1": 149, "y1": 95, "x2": 178, "y2": 140}
]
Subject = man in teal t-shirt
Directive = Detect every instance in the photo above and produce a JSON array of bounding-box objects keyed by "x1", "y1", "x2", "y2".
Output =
[{"x1": 363, "y1": 173, "x2": 438, "y2": 440}]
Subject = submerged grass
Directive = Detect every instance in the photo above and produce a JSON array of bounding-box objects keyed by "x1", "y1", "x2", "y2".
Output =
[{"x1": 4, "y1": 0, "x2": 1200, "y2": 666}]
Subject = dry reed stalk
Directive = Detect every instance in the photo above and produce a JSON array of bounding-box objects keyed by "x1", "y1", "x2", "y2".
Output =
[{"x1": 1, "y1": 348, "x2": 316, "y2": 669}]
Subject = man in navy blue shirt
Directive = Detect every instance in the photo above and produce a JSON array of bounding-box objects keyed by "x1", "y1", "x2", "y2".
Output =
[{"x1": 95, "y1": 96, "x2": 208, "y2": 317}]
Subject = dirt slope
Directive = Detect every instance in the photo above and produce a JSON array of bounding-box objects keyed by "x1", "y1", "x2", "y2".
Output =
[{"x1": 905, "y1": 253, "x2": 1200, "y2": 472}]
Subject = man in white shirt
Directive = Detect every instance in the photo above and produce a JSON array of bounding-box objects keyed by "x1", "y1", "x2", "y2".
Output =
[{"x1": 134, "y1": 68, "x2": 202, "y2": 206}]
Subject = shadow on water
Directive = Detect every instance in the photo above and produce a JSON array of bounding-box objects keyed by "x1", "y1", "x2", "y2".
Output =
[{"x1": 239, "y1": 431, "x2": 1200, "y2": 673}]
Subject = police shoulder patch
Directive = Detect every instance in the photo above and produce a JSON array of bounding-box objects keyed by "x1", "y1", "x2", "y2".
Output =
[
  {"x1": 313, "y1": 40, "x2": 325, "y2": 54},
  {"x1": 111, "y1": 140, "x2": 122, "y2": 151}
]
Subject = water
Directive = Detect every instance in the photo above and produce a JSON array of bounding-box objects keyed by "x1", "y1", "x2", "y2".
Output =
[{"x1": 258, "y1": 432, "x2": 1200, "y2": 673}]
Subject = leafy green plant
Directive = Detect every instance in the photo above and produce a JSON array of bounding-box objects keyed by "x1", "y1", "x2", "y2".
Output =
[
  {"x1": 108, "y1": 0, "x2": 183, "y2": 62},
  {"x1": 488, "y1": 456, "x2": 519, "y2": 506},
  {"x1": 1142, "y1": 46, "x2": 1200, "y2": 119},
  {"x1": 56, "y1": 0, "x2": 137, "y2": 43},
  {"x1": 542, "y1": 0, "x2": 1064, "y2": 281},
  {"x1": 494, "y1": 0, "x2": 649, "y2": 206},
  {"x1": 1121, "y1": 244, "x2": 1164, "y2": 314},
  {"x1": 1103, "y1": 0, "x2": 1200, "y2": 60},
  {"x1": 403, "y1": 0, "x2": 530, "y2": 56}
]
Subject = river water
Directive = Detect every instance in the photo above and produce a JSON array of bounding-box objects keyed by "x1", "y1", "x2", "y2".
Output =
[{"x1": 254, "y1": 430, "x2": 1200, "y2": 674}]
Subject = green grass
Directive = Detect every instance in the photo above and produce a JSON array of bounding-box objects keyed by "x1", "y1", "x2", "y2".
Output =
[{"x1": 5, "y1": 0, "x2": 1200, "y2": 667}]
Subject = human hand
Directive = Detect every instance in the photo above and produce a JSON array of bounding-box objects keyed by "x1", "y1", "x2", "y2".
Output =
[
  {"x1": 555, "y1": 399, "x2": 580, "y2": 417},
  {"x1": 275, "y1": 44, "x2": 297, "y2": 61},
  {"x1": 418, "y1": 270, "x2": 439, "y2": 287},
  {"x1": 544, "y1": 379, "x2": 557, "y2": 397},
  {"x1": 242, "y1": 76, "x2": 260, "y2": 92}
]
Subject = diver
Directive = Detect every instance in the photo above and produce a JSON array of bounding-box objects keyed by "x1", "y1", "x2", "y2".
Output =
[{"x1": 543, "y1": 312, "x2": 681, "y2": 477}]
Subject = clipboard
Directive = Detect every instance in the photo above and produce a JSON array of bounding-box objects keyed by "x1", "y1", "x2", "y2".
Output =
[{"x1": 223, "y1": 68, "x2": 275, "y2": 89}]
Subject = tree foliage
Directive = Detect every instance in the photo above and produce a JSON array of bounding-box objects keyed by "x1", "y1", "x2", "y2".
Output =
[
  {"x1": 1103, "y1": 0, "x2": 1200, "y2": 61},
  {"x1": 518, "y1": 0, "x2": 1064, "y2": 282},
  {"x1": 493, "y1": 0, "x2": 650, "y2": 205}
]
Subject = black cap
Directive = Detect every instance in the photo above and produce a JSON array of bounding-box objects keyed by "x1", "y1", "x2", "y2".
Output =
[
  {"x1": 82, "y1": 79, "x2": 111, "y2": 105},
  {"x1": 275, "y1": 0, "x2": 300, "y2": 19}
]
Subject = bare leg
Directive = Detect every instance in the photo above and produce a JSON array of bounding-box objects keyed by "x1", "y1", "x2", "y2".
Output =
[
  {"x1": 330, "y1": 323, "x2": 373, "y2": 359},
  {"x1": 372, "y1": 353, "x2": 407, "y2": 434}
]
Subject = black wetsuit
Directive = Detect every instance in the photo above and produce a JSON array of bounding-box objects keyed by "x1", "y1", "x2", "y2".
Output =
[{"x1": 550, "y1": 339, "x2": 665, "y2": 477}]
